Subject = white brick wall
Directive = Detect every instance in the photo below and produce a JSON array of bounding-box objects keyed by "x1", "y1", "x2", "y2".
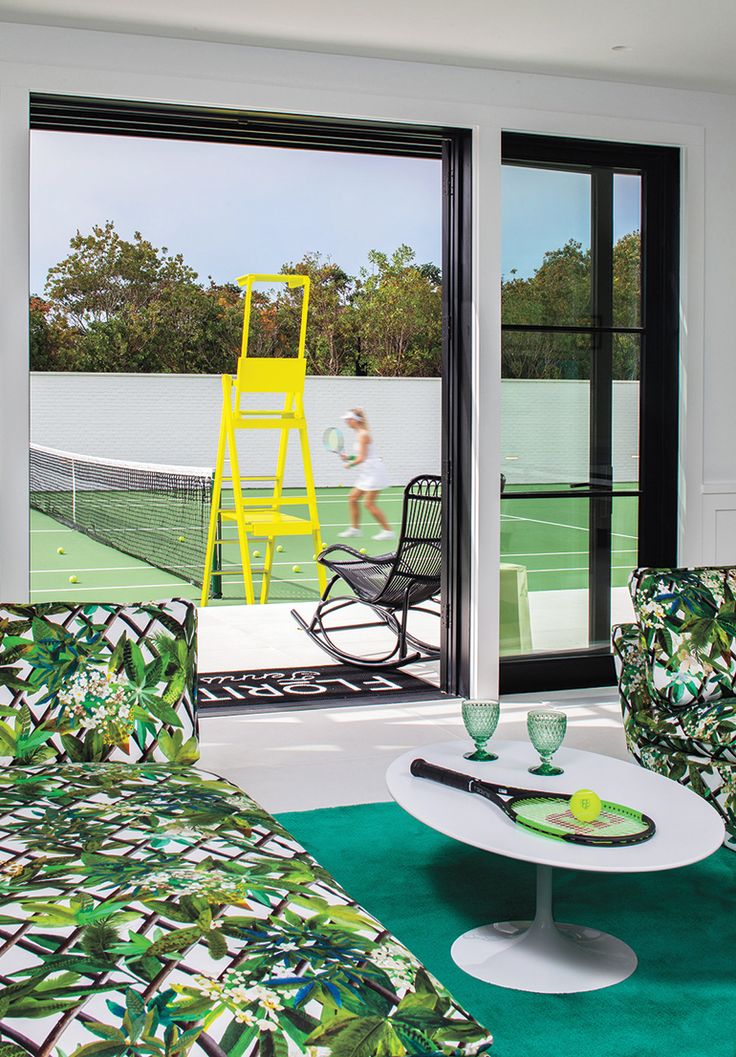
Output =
[
  {"x1": 500, "y1": 379, "x2": 640, "y2": 485},
  {"x1": 30, "y1": 373, "x2": 639, "y2": 487},
  {"x1": 30, "y1": 373, "x2": 442, "y2": 488}
]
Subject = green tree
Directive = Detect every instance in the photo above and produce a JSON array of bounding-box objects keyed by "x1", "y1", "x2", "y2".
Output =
[
  {"x1": 29, "y1": 296, "x2": 76, "y2": 371},
  {"x1": 501, "y1": 232, "x2": 641, "y2": 380},
  {"x1": 276, "y1": 253, "x2": 355, "y2": 374},
  {"x1": 39, "y1": 222, "x2": 242, "y2": 373},
  {"x1": 351, "y1": 245, "x2": 442, "y2": 376},
  {"x1": 31, "y1": 225, "x2": 445, "y2": 378}
]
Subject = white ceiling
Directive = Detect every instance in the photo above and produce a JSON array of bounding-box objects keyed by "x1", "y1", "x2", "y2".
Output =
[{"x1": 1, "y1": 0, "x2": 735, "y2": 96}]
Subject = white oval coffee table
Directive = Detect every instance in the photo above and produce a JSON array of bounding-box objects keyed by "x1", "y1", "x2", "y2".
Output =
[{"x1": 386, "y1": 739, "x2": 724, "y2": 994}]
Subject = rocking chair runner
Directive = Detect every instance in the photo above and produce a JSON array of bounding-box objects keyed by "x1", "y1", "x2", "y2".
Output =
[{"x1": 291, "y1": 475, "x2": 442, "y2": 668}]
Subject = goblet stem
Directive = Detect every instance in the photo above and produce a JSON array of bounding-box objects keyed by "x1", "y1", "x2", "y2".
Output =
[
  {"x1": 464, "y1": 738, "x2": 498, "y2": 762},
  {"x1": 529, "y1": 752, "x2": 563, "y2": 777}
]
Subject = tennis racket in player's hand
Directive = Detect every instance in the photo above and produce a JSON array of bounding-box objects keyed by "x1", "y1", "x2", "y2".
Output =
[
  {"x1": 323, "y1": 427, "x2": 345, "y2": 456},
  {"x1": 410, "y1": 758, "x2": 655, "y2": 847},
  {"x1": 323, "y1": 427, "x2": 355, "y2": 464}
]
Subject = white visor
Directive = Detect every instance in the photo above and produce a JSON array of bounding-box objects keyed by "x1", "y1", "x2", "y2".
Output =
[{"x1": 341, "y1": 411, "x2": 359, "y2": 422}]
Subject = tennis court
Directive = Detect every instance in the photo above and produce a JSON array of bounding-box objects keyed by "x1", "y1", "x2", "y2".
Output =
[{"x1": 30, "y1": 484, "x2": 639, "y2": 604}]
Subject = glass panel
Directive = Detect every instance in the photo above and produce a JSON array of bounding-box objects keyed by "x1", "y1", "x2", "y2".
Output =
[
  {"x1": 500, "y1": 496, "x2": 590, "y2": 655},
  {"x1": 613, "y1": 173, "x2": 642, "y2": 327},
  {"x1": 612, "y1": 494, "x2": 638, "y2": 626},
  {"x1": 501, "y1": 327, "x2": 593, "y2": 656},
  {"x1": 502, "y1": 165, "x2": 592, "y2": 327},
  {"x1": 501, "y1": 331, "x2": 591, "y2": 488},
  {"x1": 613, "y1": 334, "x2": 640, "y2": 489}
]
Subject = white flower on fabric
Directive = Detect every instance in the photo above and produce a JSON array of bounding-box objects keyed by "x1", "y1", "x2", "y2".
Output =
[
  {"x1": 57, "y1": 666, "x2": 135, "y2": 744},
  {"x1": 678, "y1": 652, "x2": 705, "y2": 676},
  {"x1": 371, "y1": 942, "x2": 416, "y2": 987},
  {"x1": 702, "y1": 571, "x2": 726, "y2": 606},
  {"x1": 640, "y1": 599, "x2": 667, "y2": 627}
]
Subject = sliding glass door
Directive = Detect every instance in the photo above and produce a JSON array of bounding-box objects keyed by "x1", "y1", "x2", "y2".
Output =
[{"x1": 500, "y1": 134, "x2": 679, "y2": 691}]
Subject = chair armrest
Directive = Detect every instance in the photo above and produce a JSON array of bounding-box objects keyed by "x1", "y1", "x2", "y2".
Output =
[
  {"x1": 612, "y1": 622, "x2": 659, "y2": 725},
  {"x1": 318, "y1": 543, "x2": 394, "y2": 565}
]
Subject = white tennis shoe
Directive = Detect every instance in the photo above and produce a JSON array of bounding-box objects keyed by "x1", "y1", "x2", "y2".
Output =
[
  {"x1": 338, "y1": 527, "x2": 361, "y2": 538},
  {"x1": 373, "y1": 529, "x2": 395, "y2": 541}
]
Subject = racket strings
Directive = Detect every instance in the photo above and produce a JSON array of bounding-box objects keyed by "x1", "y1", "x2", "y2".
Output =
[
  {"x1": 323, "y1": 427, "x2": 344, "y2": 453},
  {"x1": 513, "y1": 796, "x2": 648, "y2": 838}
]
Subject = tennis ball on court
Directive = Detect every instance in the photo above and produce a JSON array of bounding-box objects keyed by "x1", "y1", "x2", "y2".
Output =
[
  {"x1": 292, "y1": 564, "x2": 302, "y2": 573},
  {"x1": 253, "y1": 550, "x2": 261, "y2": 558},
  {"x1": 276, "y1": 545, "x2": 284, "y2": 553},
  {"x1": 569, "y1": 789, "x2": 602, "y2": 823},
  {"x1": 312, "y1": 553, "x2": 317, "y2": 560},
  {"x1": 359, "y1": 548, "x2": 368, "y2": 555},
  {"x1": 68, "y1": 575, "x2": 78, "y2": 584},
  {"x1": 178, "y1": 535, "x2": 186, "y2": 543},
  {"x1": 56, "y1": 546, "x2": 65, "y2": 555}
]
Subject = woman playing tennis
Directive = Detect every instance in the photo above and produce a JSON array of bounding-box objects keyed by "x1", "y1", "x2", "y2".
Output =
[{"x1": 338, "y1": 408, "x2": 394, "y2": 541}]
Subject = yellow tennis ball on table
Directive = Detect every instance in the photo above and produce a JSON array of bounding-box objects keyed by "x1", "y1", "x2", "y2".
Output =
[{"x1": 570, "y1": 789, "x2": 602, "y2": 822}]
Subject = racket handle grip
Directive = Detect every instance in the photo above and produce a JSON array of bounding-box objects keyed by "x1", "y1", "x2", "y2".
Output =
[{"x1": 410, "y1": 758, "x2": 475, "y2": 793}]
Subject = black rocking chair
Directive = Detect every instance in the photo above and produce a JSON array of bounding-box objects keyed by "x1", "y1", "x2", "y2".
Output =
[{"x1": 291, "y1": 475, "x2": 442, "y2": 668}]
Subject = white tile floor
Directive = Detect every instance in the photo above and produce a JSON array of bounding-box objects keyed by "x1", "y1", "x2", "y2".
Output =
[
  {"x1": 196, "y1": 605, "x2": 629, "y2": 813},
  {"x1": 198, "y1": 684, "x2": 628, "y2": 813},
  {"x1": 199, "y1": 590, "x2": 636, "y2": 671},
  {"x1": 199, "y1": 601, "x2": 440, "y2": 678}
]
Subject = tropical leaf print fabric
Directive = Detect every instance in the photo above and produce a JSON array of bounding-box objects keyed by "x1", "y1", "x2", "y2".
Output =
[
  {"x1": 0, "y1": 602, "x2": 198, "y2": 765},
  {"x1": 0, "y1": 763, "x2": 493, "y2": 1057},
  {"x1": 631, "y1": 566, "x2": 736, "y2": 707},
  {"x1": 614, "y1": 566, "x2": 736, "y2": 849}
]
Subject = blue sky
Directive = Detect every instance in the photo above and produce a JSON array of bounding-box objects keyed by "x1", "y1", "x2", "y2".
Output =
[
  {"x1": 502, "y1": 166, "x2": 641, "y2": 279},
  {"x1": 30, "y1": 131, "x2": 641, "y2": 293},
  {"x1": 30, "y1": 131, "x2": 443, "y2": 295}
]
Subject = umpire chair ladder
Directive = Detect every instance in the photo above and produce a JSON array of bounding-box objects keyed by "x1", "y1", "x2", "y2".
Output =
[{"x1": 200, "y1": 273, "x2": 327, "y2": 605}]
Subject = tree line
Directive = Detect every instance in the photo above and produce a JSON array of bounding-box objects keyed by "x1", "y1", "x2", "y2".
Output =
[
  {"x1": 30, "y1": 222, "x2": 442, "y2": 377},
  {"x1": 30, "y1": 220, "x2": 641, "y2": 379}
]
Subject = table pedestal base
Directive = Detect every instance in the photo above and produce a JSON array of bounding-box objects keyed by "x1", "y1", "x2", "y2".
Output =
[{"x1": 451, "y1": 864, "x2": 637, "y2": 993}]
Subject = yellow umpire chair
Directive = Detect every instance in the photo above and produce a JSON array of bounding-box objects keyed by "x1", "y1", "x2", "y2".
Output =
[{"x1": 201, "y1": 273, "x2": 327, "y2": 605}]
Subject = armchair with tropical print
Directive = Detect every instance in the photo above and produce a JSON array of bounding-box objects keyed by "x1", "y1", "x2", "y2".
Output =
[
  {"x1": 613, "y1": 566, "x2": 736, "y2": 850},
  {"x1": 0, "y1": 600, "x2": 199, "y2": 766},
  {"x1": 0, "y1": 601, "x2": 494, "y2": 1056}
]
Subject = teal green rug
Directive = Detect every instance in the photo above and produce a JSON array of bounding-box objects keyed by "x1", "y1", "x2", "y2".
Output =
[{"x1": 279, "y1": 801, "x2": 735, "y2": 1057}]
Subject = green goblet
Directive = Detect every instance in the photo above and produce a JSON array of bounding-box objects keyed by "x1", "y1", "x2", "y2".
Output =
[
  {"x1": 527, "y1": 708, "x2": 567, "y2": 776},
  {"x1": 461, "y1": 700, "x2": 500, "y2": 761}
]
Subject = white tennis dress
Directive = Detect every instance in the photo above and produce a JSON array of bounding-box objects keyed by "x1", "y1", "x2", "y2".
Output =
[{"x1": 353, "y1": 431, "x2": 389, "y2": 491}]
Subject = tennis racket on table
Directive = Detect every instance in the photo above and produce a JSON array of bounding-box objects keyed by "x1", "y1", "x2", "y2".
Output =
[{"x1": 410, "y1": 758, "x2": 655, "y2": 847}]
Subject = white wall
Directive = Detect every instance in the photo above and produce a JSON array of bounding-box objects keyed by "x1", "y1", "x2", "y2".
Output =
[
  {"x1": 2, "y1": 21, "x2": 735, "y2": 695},
  {"x1": 30, "y1": 373, "x2": 639, "y2": 487},
  {"x1": 29, "y1": 373, "x2": 443, "y2": 487}
]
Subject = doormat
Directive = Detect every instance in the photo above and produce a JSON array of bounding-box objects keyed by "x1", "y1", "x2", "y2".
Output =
[{"x1": 197, "y1": 663, "x2": 440, "y2": 713}]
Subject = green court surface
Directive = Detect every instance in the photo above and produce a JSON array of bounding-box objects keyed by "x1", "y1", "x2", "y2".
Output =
[{"x1": 30, "y1": 486, "x2": 639, "y2": 605}]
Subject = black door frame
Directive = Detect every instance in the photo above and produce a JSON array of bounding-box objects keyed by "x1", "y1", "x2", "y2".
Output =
[
  {"x1": 500, "y1": 133, "x2": 680, "y2": 693},
  {"x1": 29, "y1": 94, "x2": 474, "y2": 697}
]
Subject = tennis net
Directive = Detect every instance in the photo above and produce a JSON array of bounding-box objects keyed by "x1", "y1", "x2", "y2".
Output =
[{"x1": 30, "y1": 444, "x2": 214, "y2": 588}]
